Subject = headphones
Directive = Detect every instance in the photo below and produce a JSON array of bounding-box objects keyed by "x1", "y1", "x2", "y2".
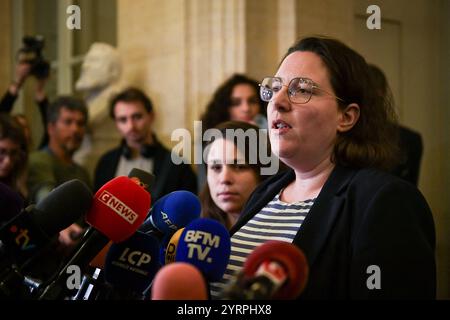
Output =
[{"x1": 121, "y1": 140, "x2": 157, "y2": 160}]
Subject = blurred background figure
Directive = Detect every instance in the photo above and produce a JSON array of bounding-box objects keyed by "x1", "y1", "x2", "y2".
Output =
[
  {"x1": 0, "y1": 44, "x2": 50, "y2": 150},
  {"x1": 198, "y1": 74, "x2": 268, "y2": 189},
  {"x1": 200, "y1": 74, "x2": 267, "y2": 130},
  {"x1": 26, "y1": 96, "x2": 90, "y2": 265},
  {"x1": 94, "y1": 87, "x2": 197, "y2": 200},
  {"x1": 200, "y1": 121, "x2": 272, "y2": 230},
  {"x1": 0, "y1": 113, "x2": 28, "y2": 200},
  {"x1": 74, "y1": 42, "x2": 123, "y2": 178},
  {"x1": 368, "y1": 64, "x2": 423, "y2": 186}
]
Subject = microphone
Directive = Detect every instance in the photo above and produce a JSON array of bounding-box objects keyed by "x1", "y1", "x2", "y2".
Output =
[
  {"x1": 72, "y1": 169, "x2": 156, "y2": 301},
  {"x1": 0, "y1": 179, "x2": 92, "y2": 298},
  {"x1": 221, "y1": 241, "x2": 309, "y2": 300},
  {"x1": 0, "y1": 179, "x2": 92, "y2": 267},
  {"x1": 174, "y1": 218, "x2": 230, "y2": 282},
  {"x1": 98, "y1": 231, "x2": 161, "y2": 300},
  {"x1": 89, "y1": 242, "x2": 112, "y2": 269},
  {"x1": 140, "y1": 190, "x2": 201, "y2": 238},
  {"x1": 127, "y1": 168, "x2": 155, "y2": 194},
  {"x1": 151, "y1": 262, "x2": 208, "y2": 300},
  {"x1": 71, "y1": 243, "x2": 112, "y2": 300},
  {"x1": 37, "y1": 175, "x2": 151, "y2": 299},
  {"x1": 87, "y1": 176, "x2": 150, "y2": 242},
  {"x1": 164, "y1": 227, "x2": 184, "y2": 265}
]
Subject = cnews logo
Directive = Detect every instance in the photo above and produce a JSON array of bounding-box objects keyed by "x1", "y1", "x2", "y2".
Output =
[{"x1": 98, "y1": 190, "x2": 138, "y2": 224}]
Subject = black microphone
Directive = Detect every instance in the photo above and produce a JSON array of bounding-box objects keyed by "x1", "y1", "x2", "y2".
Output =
[
  {"x1": 37, "y1": 174, "x2": 152, "y2": 300},
  {"x1": 0, "y1": 179, "x2": 92, "y2": 298}
]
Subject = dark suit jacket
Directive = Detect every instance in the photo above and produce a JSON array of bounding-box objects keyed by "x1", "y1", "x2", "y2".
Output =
[
  {"x1": 231, "y1": 165, "x2": 436, "y2": 299},
  {"x1": 94, "y1": 139, "x2": 197, "y2": 201},
  {"x1": 391, "y1": 125, "x2": 423, "y2": 186}
]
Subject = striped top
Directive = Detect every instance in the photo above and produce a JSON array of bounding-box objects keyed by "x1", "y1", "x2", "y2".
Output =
[{"x1": 210, "y1": 191, "x2": 315, "y2": 299}]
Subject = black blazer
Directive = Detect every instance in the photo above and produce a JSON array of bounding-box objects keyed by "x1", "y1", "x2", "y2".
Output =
[
  {"x1": 94, "y1": 140, "x2": 197, "y2": 201},
  {"x1": 390, "y1": 125, "x2": 423, "y2": 186},
  {"x1": 231, "y1": 165, "x2": 436, "y2": 299}
]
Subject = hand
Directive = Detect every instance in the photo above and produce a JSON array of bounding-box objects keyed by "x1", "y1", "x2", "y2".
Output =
[
  {"x1": 15, "y1": 62, "x2": 32, "y2": 86},
  {"x1": 58, "y1": 223, "x2": 85, "y2": 249},
  {"x1": 9, "y1": 62, "x2": 32, "y2": 95}
]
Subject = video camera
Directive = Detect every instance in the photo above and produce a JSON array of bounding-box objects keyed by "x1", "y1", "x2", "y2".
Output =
[{"x1": 17, "y1": 35, "x2": 50, "y2": 79}]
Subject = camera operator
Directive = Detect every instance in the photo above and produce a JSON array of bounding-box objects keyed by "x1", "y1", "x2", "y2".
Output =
[{"x1": 0, "y1": 36, "x2": 50, "y2": 150}]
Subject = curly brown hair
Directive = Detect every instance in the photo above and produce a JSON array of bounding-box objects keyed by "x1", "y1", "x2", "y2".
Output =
[{"x1": 200, "y1": 74, "x2": 267, "y2": 132}]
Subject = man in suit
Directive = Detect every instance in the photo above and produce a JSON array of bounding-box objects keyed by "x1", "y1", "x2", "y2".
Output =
[
  {"x1": 368, "y1": 64, "x2": 423, "y2": 186},
  {"x1": 94, "y1": 87, "x2": 197, "y2": 200}
]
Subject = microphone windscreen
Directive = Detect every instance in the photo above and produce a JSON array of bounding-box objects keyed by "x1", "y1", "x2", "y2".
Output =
[
  {"x1": 149, "y1": 191, "x2": 201, "y2": 235},
  {"x1": 151, "y1": 262, "x2": 208, "y2": 300},
  {"x1": 86, "y1": 176, "x2": 151, "y2": 242},
  {"x1": 165, "y1": 228, "x2": 184, "y2": 264},
  {"x1": 104, "y1": 231, "x2": 160, "y2": 293},
  {"x1": 243, "y1": 241, "x2": 309, "y2": 299},
  {"x1": 176, "y1": 218, "x2": 230, "y2": 282},
  {"x1": 128, "y1": 168, "x2": 155, "y2": 193},
  {"x1": 34, "y1": 179, "x2": 92, "y2": 235}
]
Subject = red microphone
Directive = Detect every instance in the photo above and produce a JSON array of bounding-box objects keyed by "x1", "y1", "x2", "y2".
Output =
[
  {"x1": 87, "y1": 176, "x2": 150, "y2": 242},
  {"x1": 151, "y1": 262, "x2": 208, "y2": 300},
  {"x1": 222, "y1": 241, "x2": 309, "y2": 300}
]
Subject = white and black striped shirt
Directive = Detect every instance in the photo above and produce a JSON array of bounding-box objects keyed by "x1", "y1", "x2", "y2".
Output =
[{"x1": 210, "y1": 191, "x2": 315, "y2": 299}]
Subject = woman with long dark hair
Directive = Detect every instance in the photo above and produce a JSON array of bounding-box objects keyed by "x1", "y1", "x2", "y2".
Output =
[{"x1": 200, "y1": 121, "x2": 272, "y2": 230}]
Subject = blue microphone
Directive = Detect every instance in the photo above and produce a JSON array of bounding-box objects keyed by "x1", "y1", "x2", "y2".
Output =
[
  {"x1": 175, "y1": 218, "x2": 231, "y2": 282},
  {"x1": 140, "y1": 191, "x2": 201, "y2": 237}
]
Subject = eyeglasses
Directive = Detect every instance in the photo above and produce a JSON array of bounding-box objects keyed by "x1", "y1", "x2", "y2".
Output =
[
  {"x1": 0, "y1": 147, "x2": 23, "y2": 162},
  {"x1": 259, "y1": 77, "x2": 345, "y2": 104}
]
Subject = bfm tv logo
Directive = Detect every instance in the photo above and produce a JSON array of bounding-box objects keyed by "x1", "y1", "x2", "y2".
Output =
[
  {"x1": 9, "y1": 225, "x2": 35, "y2": 251},
  {"x1": 98, "y1": 190, "x2": 138, "y2": 224},
  {"x1": 184, "y1": 230, "x2": 221, "y2": 263}
]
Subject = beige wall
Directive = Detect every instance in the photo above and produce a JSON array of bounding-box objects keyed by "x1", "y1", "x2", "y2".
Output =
[
  {"x1": 296, "y1": 0, "x2": 355, "y2": 45},
  {"x1": 439, "y1": 0, "x2": 450, "y2": 301},
  {"x1": 0, "y1": 0, "x2": 12, "y2": 93},
  {"x1": 245, "y1": 0, "x2": 280, "y2": 80},
  {"x1": 118, "y1": 0, "x2": 249, "y2": 147}
]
